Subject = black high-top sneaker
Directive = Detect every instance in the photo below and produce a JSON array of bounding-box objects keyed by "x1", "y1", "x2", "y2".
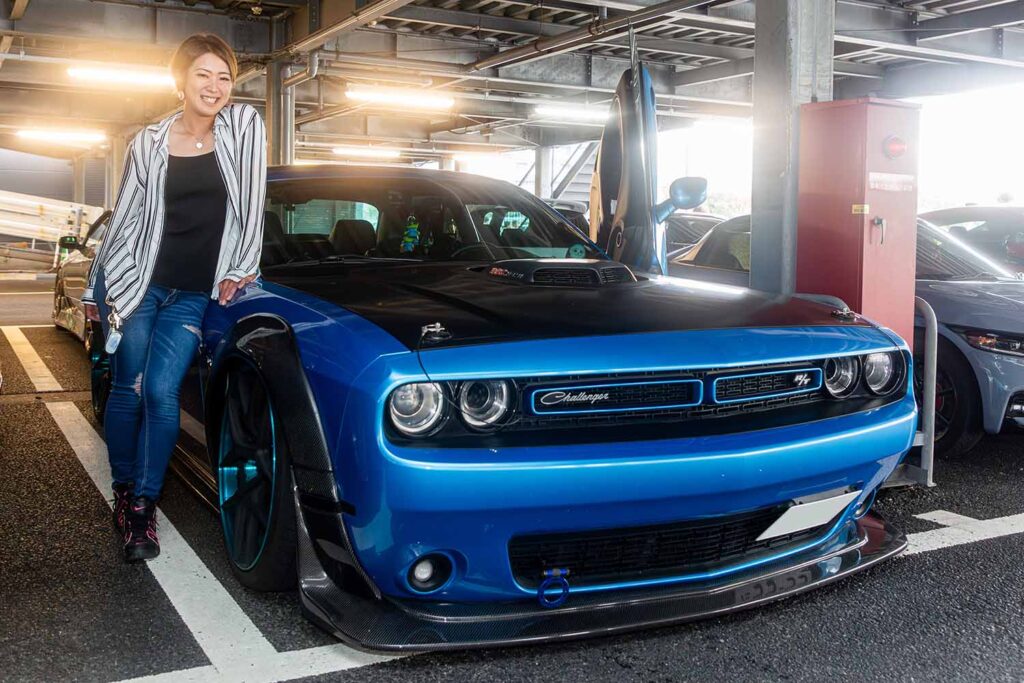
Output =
[
  {"x1": 112, "y1": 482, "x2": 133, "y2": 536},
  {"x1": 124, "y1": 496, "x2": 160, "y2": 563}
]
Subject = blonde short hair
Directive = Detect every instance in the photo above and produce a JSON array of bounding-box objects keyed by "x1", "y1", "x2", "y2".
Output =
[{"x1": 169, "y1": 33, "x2": 238, "y2": 91}]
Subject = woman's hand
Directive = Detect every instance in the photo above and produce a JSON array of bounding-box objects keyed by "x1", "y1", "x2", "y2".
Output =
[{"x1": 217, "y1": 274, "x2": 257, "y2": 305}]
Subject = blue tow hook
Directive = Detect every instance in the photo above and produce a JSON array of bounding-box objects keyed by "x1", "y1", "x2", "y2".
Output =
[{"x1": 537, "y1": 568, "x2": 571, "y2": 608}]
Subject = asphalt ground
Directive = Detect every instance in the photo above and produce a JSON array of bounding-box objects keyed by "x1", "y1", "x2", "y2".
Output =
[{"x1": 2, "y1": 276, "x2": 1024, "y2": 682}]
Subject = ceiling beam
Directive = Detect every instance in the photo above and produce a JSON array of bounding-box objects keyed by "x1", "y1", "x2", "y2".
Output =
[
  {"x1": 918, "y1": 1, "x2": 1024, "y2": 41},
  {"x1": 386, "y1": 5, "x2": 753, "y2": 61},
  {"x1": 0, "y1": 36, "x2": 12, "y2": 71},
  {"x1": 10, "y1": 0, "x2": 30, "y2": 21},
  {"x1": 673, "y1": 56, "x2": 883, "y2": 87}
]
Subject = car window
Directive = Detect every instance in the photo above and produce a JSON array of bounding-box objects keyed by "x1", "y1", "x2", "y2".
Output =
[
  {"x1": 666, "y1": 216, "x2": 717, "y2": 246},
  {"x1": 285, "y1": 199, "x2": 380, "y2": 235},
  {"x1": 266, "y1": 176, "x2": 601, "y2": 263},
  {"x1": 916, "y1": 222, "x2": 1014, "y2": 280},
  {"x1": 693, "y1": 227, "x2": 750, "y2": 271},
  {"x1": 85, "y1": 221, "x2": 107, "y2": 245}
]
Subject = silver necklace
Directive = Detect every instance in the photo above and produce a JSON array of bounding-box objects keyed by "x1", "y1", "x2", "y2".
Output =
[{"x1": 179, "y1": 122, "x2": 211, "y2": 150}]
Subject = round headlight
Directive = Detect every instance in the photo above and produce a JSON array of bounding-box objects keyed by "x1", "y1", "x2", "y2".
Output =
[
  {"x1": 863, "y1": 352, "x2": 900, "y2": 394},
  {"x1": 389, "y1": 382, "x2": 445, "y2": 436},
  {"x1": 824, "y1": 356, "x2": 859, "y2": 397},
  {"x1": 458, "y1": 380, "x2": 513, "y2": 429}
]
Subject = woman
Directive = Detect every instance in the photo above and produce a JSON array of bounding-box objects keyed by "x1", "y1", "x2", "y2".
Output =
[{"x1": 82, "y1": 33, "x2": 267, "y2": 563}]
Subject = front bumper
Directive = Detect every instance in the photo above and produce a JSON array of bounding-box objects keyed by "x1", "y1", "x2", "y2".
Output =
[
  {"x1": 297, "y1": 510, "x2": 905, "y2": 652},
  {"x1": 952, "y1": 333, "x2": 1024, "y2": 433}
]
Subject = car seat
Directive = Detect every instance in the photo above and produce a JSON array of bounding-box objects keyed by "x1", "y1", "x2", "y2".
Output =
[
  {"x1": 329, "y1": 219, "x2": 376, "y2": 256},
  {"x1": 261, "y1": 211, "x2": 295, "y2": 266}
]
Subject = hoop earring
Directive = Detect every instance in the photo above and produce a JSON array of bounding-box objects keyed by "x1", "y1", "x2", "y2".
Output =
[{"x1": 177, "y1": 91, "x2": 184, "y2": 101}]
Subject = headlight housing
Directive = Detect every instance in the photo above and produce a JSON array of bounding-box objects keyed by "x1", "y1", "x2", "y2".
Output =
[
  {"x1": 863, "y1": 352, "x2": 901, "y2": 395},
  {"x1": 458, "y1": 380, "x2": 513, "y2": 429},
  {"x1": 389, "y1": 382, "x2": 446, "y2": 436},
  {"x1": 959, "y1": 329, "x2": 1024, "y2": 357},
  {"x1": 823, "y1": 356, "x2": 859, "y2": 397}
]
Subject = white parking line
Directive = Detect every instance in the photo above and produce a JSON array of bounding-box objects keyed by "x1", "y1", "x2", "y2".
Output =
[
  {"x1": 1, "y1": 325, "x2": 62, "y2": 391},
  {"x1": 905, "y1": 510, "x2": 1024, "y2": 556},
  {"x1": 47, "y1": 401, "x2": 393, "y2": 681}
]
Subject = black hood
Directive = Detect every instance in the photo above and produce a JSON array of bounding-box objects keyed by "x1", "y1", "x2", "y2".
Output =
[{"x1": 264, "y1": 260, "x2": 868, "y2": 350}]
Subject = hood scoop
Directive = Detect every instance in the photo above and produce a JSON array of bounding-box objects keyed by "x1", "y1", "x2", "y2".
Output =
[{"x1": 479, "y1": 259, "x2": 637, "y2": 287}]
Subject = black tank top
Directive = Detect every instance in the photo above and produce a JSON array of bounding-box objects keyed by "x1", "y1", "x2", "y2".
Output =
[{"x1": 151, "y1": 152, "x2": 228, "y2": 292}]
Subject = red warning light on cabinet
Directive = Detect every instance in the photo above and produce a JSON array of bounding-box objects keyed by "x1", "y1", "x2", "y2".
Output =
[{"x1": 883, "y1": 135, "x2": 907, "y2": 159}]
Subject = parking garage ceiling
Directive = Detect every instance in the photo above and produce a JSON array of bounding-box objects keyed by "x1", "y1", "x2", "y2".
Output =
[{"x1": 1, "y1": 0, "x2": 1023, "y2": 161}]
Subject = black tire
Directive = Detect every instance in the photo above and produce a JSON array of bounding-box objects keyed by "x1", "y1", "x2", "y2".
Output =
[
  {"x1": 52, "y1": 281, "x2": 64, "y2": 329},
  {"x1": 90, "y1": 329, "x2": 110, "y2": 425},
  {"x1": 915, "y1": 338, "x2": 983, "y2": 458},
  {"x1": 217, "y1": 361, "x2": 297, "y2": 592}
]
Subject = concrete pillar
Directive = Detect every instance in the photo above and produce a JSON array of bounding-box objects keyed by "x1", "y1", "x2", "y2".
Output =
[
  {"x1": 749, "y1": 0, "x2": 834, "y2": 295},
  {"x1": 441, "y1": 157, "x2": 456, "y2": 171},
  {"x1": 266, "y1": 61, "x2": 285, "y2": 166},
  {"x1": 282, "y1": 67, "x2": 295, "y2": 166},
  {"x1": 104, "y1": 136, "x2": 127, "y2": 209},
  {"x1": 72, "y1": 157, "x2": 87, "y2": 205},
  {"x1": 534, "y1": 146, "x2": 553, "y2": 198}
]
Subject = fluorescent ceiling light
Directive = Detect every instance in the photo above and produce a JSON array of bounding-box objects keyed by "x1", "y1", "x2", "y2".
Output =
[
  {"x1": 67, "y1": 66, "x2": 175, "y2": 89},
  {"x1": 533, "y1": 104, "x2": 609, "y2": 122},
  {"x1": 345, "y1": 87, "x2": 455, "y2": 110},
  {"x1": 332, "y1": 146, "x2": 402, "y2": 159},
  {"x1": 16, "y1": 129, "x2": 107, "y2": 144}
]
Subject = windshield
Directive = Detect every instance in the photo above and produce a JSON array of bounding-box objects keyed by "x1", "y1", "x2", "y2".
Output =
[
  {"x1": 264, "y1": 176, "x2": 601, "y2": 265},
  {"x1": 916, "y1": 221, "x2": 1016, "y2": 280}
]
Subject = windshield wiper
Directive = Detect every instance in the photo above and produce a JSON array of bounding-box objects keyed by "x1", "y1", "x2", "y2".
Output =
[
  {"x1": 947, "y1": 271, "x2": 1003, "y2": 281},
  {"x1": 316, "y1": 254, "x2": 420, "y2": 262}
]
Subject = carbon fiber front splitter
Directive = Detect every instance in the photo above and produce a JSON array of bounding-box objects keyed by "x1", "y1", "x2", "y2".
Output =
[{"x1": 295, "y1": 511, "x2": 906, "y2": 653}]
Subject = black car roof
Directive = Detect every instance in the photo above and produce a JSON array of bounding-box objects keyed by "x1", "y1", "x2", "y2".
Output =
[{"x1": 267, "y1": 164, "x2": 513, "y2": 188}]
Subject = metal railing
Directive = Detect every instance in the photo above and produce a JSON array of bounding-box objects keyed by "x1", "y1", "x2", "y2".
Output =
[{"x1": 884, "y1": 296, "x2": 937, "y2": 488}]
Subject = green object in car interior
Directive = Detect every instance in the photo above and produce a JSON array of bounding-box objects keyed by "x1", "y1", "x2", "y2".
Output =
[{"x1": 401, "y1": 215, "x2": 421, "y2": 254}]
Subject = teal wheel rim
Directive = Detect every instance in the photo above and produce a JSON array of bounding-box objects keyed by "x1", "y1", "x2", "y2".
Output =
[{"x1": 218, "y1": 367, "x2": 277, "y2": 572}]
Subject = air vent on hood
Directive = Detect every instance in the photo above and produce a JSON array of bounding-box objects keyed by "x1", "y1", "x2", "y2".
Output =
[
  {"x1": 534, "y1": 268, "x2": 599, "y2": 286},
  {"x1": 481, "y1": 259, "x2": 638, "y2": 287}
]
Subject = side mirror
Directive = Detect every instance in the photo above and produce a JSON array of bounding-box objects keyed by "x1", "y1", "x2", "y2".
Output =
[
  {"x1": 1005, "y1": 232, "x2": 1024, "y2": 264},
  {"x1": 655, "y1": 176, "x2": 708, "y2": 223},
  {"x1": 59, "y1": 235, "x2": 81, "y2": 251}
]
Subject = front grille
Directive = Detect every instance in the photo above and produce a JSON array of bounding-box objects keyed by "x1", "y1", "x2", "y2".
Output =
[
  {"x1": 530, "y1": 379, "x2": 701, "y2": 414},
  {"x1": 599, "y1": 266, "x2": 634, "y2": 284},
  {"x1": 514, "y1": 363, "x2": 823, "y2": 430},
  {"x1": 533, "y1": 268, "x2": 599, "y2": 286},
  {"x1": 509, "y1": 505, "x2": 834, "y2": 588},
  {"x1": 713, "y1": 368, "x2": 823, "y2": 403}
]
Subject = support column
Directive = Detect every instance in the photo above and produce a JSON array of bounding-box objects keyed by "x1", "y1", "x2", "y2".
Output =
[
  {"x1": 72, "y1": 157, "x2": 87, "y2": 205},
  {"x1": 282, "y1": 67, "x2": 295, "y2": 166},
  {"x1": 534, "y1": 146, "x2": 553, "y2": 198},
  {"x1": 266, "y1": 60, "x2": 285, "y2": 166},
  {"x1": 441, "y1": 157, "x2": 456, "y2": 171},
  {"x1": 749, "y1": 0, "x2": 834, "y2": 295},
  {"x1": 104, "y1": 136, "x2": 127, "y2": 209}
]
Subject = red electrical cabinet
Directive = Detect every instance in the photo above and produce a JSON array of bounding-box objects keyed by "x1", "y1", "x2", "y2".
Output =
[{"x1": 797, "y1": 98, "x2": 921, "y2": 344}]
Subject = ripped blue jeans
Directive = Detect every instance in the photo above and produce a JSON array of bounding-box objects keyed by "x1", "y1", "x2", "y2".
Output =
[{"x1": 95, "y1": 268, "x2": 209, "y2": 499}]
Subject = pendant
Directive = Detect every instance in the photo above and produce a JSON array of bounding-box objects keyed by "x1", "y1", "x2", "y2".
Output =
[{"x1": 195, "y1": 141, "x2": 204, "y2": 150}]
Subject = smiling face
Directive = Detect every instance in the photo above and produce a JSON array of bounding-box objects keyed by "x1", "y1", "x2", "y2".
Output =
[{"x1": 180, "y1": 52, "x2": 233, "y2": 117}]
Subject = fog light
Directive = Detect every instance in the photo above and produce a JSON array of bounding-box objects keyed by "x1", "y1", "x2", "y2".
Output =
[
  {"x1": 407, "y1": 553, "x2": 453, "y2": 593},
  {"x1": 1007, "y1": 395, "x2": 1024, "y2": 418}
]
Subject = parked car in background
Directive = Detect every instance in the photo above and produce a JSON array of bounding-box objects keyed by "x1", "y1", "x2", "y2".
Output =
[
  {"x1": 664, "y1": 211, "x2": 724, "y2": 256},
  {"x1": 921, "y1": 206, "x2": 1024, "y2": 273},
  {"x1": 542, "y1": 198, "x2": 589, "y2": 232},
  {"x1": 669, "y1": 215, "x2": 1024, "y2": 457},
  {"x1": 54, "y1": 210, "x2": 111, "y2": 355}
]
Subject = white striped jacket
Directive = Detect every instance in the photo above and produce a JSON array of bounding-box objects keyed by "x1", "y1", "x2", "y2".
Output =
[{"x1": 83, "y1": 102, "x2": 267, "y2": 320}]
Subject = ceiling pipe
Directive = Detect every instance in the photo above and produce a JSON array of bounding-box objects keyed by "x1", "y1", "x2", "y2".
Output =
[
  {"x1": 283, "y1": 49, "x2": 319, "y2": 88},
  {"x1": 279, "y1": 0, "x2": 417, "y2": 55},
  {"x1": 469, "y1": 0, "x2": 715, "y2": 71}
]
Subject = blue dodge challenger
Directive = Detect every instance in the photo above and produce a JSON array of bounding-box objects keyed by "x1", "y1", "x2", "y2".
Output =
[{"x1": 69, "y1": 67, "x2": 917, "y2": 651}]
